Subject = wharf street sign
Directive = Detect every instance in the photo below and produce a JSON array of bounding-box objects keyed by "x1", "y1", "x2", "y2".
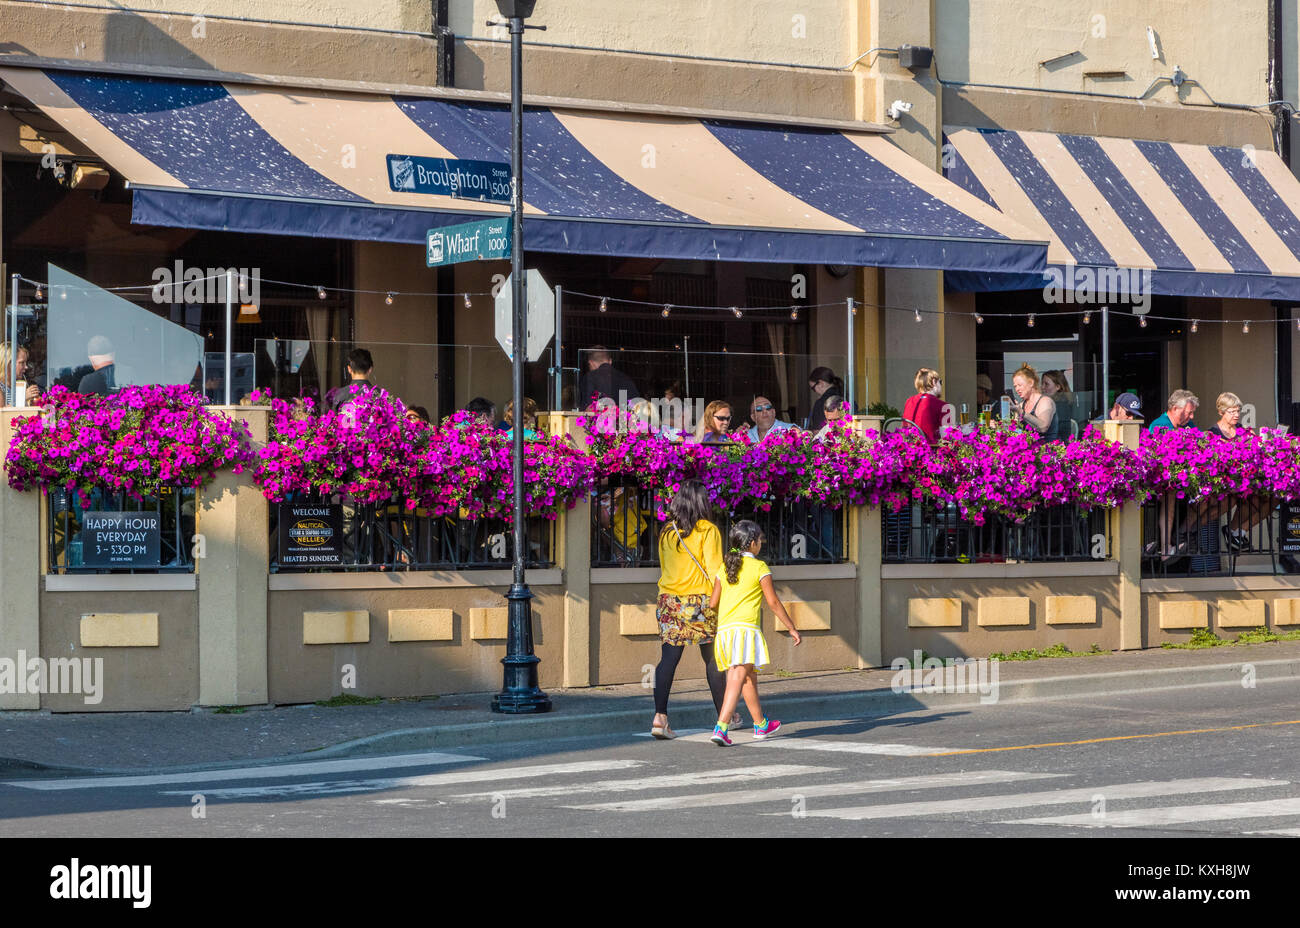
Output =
[{"x1": 426, "y1": 217, "x2": 512, "y2": 267}]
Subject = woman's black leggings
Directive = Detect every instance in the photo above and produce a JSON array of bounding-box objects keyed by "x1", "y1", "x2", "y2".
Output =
[{"x1": 654, "y1": 642, "x2": 727, "y2": 715}]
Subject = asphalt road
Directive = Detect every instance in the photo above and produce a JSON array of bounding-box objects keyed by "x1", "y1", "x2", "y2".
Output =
[{"x1": 2, "y1": 681, "x2": 1297, "y2": 839}]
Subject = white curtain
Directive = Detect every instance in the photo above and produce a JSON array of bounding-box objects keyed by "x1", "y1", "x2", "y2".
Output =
[
  {"x1": 305, "y1": 306, "x2": 333, "y2": 400},
  {"x1": 765, "y1": 323, "x2": 790, "y2": 419}
]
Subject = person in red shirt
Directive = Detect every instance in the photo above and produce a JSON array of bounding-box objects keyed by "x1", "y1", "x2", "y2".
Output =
[{"x1": 903, "y1": 367, "x2": 946, "y2": 442}]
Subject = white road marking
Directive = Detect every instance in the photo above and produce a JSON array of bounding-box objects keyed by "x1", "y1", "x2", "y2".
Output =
[
  {"x1": 787, "y1": 778, "x2": 1285, "y2": 821},
  {"x1": 653, "y1": 731, "x2": 956, "y2": 755},
  {"x1": 1244, "y1": 828, "x2": 1300, "y2": 836},
  {"x1": 449, "y1": 764, "x2": 829, "y2": 801},
  {"x1": 568, "y1": 769, "x2": 1064, "y2": 812},
  {"x1": 4, "y1": 751, "x2": 485, "y2": 791},
  {"x1": 156, "y1": 759, "x2": 644, "y2": 800},
  {"x1": 1010, "y1": 797, "x2": 1300, "y2": 829}
]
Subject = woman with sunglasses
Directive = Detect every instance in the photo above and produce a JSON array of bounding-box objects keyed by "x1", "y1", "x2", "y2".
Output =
[{"x1": 694, "y1": 400, "x2": 736, "y2": 444}]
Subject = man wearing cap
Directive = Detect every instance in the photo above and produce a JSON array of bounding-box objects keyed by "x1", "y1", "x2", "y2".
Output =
[{"x1": 1109, "y1": 392, "x2": 1143, "y2": 421}]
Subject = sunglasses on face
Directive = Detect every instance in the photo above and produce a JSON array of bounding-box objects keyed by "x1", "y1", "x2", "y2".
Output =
[
  {"x1": 715, "y1": 414, "x2": 731, "y2": 421},
  {"x1": 754, "y1": 404, "x2": 774, "y2": 413}
]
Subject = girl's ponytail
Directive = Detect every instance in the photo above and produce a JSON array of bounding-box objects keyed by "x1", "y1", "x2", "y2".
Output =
[{"x1": 724, "y1": 520, "x2": 763, "y2": 585}]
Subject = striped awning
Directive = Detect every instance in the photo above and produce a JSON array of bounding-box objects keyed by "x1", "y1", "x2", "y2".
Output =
[
  {"x1": 944, "y1": 126, "x2": 1300, "y2": 300},
  {"x1": 1, "y1": 67, "x2": 1046, "y2": 273}
]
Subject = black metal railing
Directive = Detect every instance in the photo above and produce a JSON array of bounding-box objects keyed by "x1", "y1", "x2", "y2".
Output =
[
  {"x1": 269, "y1": 498, "x2": 555, "y2": 572},
  {"x1": 883, "y1": 502, "x2": 1109, "y2": 564},
  {"x1": 48, "y1": 486, "x2": 195, "y2": 573},
  {"x1": 592, "y1": 478, "x2": 847, "y2": 568},
  {"x1": 1141, "y1": 496, "x2": 1280, "y2": 577}
]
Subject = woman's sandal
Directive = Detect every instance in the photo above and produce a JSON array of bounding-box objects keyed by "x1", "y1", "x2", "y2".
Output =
[{"x1": 650, "y1": 717, "x2": 676, "y2": 740}]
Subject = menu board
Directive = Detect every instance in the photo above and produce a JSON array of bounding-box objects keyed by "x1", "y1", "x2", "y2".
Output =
[
  {"x1": 79, "y1": 511, "x2": 161, "y2": 567},
  {"x1": 278, "y1": 504, "x2": 343, "y2": 566}
]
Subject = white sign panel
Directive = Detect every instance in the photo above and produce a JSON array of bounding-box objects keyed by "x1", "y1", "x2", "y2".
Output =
[{"x1": 494, "y1": 269, "x2": 555, "y2": 362}]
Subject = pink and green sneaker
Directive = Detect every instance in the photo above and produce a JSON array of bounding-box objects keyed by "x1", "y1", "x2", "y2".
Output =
[
  {"x1": 710, "y1": 724, "x2": 733, "y2": 746},
  {"x1": 753, "y1": 718, "x2": 782, "y2": 740}
]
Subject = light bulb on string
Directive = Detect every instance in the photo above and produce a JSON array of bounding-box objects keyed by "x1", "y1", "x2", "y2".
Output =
[
  {"x1": 1027, "y1": 313, "x2": 1035, "y2": 328},
  {"x1": 1082, "y1": 310, "x2": 1091, "y2": 325},
  {"x1": 1243, "y1": 320, "x2": 1251, "y2": 334},
  {"x1": 974, "y1": 312, "x2": 984, "y2": 324},
  {"x1": 385, "y1": 292, "x2": 394, "y2": 305},
  {"x1": 662, "y1": 304, "x2": 672, "y2": 318},
  {"x1": 732, "y1": 306, "x2": 742, "y2": 318},
  {"x1": 1138, "y1": 315, "x2": 1147, "y2": 328},
  {"x1": 599, "y1": 297, "x2": 608, "y2": 313},
  {"x1": 790, "y1": 306, "x2": 799, "y2": 321},
  {"x1": 35, "y1": 285, "x2": 43, "y2": 301},
  {"x1": 1295, "y1": 316, "x2": 1300, "y2": 332},
  {"x1": 914, "y1": 309, "x2": 923, "y2": 323},
  {"x1": 1191, "y1": 319, "x2": 1199, "y2": 333},
  {"x1": 464, "y1": 293, "x2": 472, "y2": 309},
  {"x1": 317, "y1": 286, "x2": 327, "y2": 300}
]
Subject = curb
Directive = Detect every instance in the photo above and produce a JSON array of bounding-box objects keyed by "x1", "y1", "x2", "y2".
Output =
[{"x1": 305, "y1": 656, "x2": 1300, "y2": 759}]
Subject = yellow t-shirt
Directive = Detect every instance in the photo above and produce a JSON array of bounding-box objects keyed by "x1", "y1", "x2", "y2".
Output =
[
  {"x1": 715, "y1": 555, "x2": 770, "y2": 630},
  {"x1": 657, "y1": 520, "x2": 723, "y2": 597}
]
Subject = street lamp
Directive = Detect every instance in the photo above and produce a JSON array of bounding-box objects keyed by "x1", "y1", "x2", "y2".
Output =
[{"x1": 492, "y1": 0, "x2": 551, "y2": 714}]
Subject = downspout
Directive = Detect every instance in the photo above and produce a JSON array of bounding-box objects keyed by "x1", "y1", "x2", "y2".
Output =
[{"x1": 1271, "y1": 0, "x2": 1293, "y2": 428}]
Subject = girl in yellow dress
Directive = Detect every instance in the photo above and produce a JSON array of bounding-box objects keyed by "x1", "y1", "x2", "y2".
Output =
[{"x1": 708, "y1": 520, "x2": 801, "y2": 745}]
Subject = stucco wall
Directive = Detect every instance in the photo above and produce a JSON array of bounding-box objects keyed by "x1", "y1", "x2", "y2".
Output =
[{"x1": 937, "y1": 0, "x2": 1269, "y2": 106}]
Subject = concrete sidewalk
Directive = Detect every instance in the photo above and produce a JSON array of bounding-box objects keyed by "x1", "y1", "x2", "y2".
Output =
[{"x1": 2, "y1": 641, "x2": 1298, "y2": 775}]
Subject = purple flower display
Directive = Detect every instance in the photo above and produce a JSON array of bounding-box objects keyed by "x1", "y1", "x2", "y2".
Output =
[{"x1": 5, "y1": 385, "x2": 254, "y2": 500}]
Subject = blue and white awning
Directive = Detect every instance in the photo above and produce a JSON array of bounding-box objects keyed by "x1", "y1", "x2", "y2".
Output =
[
  {"x1": 1, "y1": 67, "x2": 1047, "y2": 273},
  {"x1": 944, "y1": 126, "x2": 1300, "y2": 300}
]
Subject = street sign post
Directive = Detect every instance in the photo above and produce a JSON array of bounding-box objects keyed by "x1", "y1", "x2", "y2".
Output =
[
  {"x1": 494, "y1": 268, "x2": 555, "y2": 362},
  {"x1": 386, "y1": 154, "x2": 511, "y2": 203},
  {"x1": 426, "y1": 217, "x2": 512, "y2": 267}
]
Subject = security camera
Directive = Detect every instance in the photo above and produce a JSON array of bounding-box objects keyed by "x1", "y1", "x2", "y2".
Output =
[{"x1": 887, "y1": 100, "x2": 914, "y2": 121}]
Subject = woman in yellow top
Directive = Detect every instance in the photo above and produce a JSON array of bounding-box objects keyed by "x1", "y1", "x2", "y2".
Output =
[
  {"x1": 650, "y1": 480, "x2": 729, "y2": 739},
  {"x1": 708, "y1": 520, "x2": 801, "y2": 746}
]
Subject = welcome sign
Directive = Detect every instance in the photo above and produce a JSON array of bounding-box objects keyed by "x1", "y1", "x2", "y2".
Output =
[{"x1": 278, "y1": 504, "x2": 343, "y2": 567}]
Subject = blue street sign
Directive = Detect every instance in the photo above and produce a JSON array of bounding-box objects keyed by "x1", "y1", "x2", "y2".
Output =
[
  {"x1": 426, "y1": 217, "x2": 512, "y2": 267},
  {"x1": 387, "y1": 154, "x2": 511, "y2": 203}
]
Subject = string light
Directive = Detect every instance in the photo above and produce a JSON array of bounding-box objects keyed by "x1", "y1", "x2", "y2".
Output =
[
  {"x1": 1243, "y1": 320, "x2": 1251, "y2": 334},
  {"x1": 1138, "y1": 315, "x2": 1147, "y2": 328},
  {"x1": 316, "y1": 285, "x2": 327, "y2": 300},
  {"x1": 599, "y1": 297, "x2": 608, "y2": 313},
  {"x1": 1295, "y1": 316, "x2": 1300, "y2": 332},
  {"x1": 385, "y1": 292, "x2": 394, "y2": 305},
  {"x1": 34, "y1": 285, "x2": 42, "y2": 301},
  {"x1": 1027, "y1": 313, "x2": 1035, "y2": 328},
  {"x1": 1191, "y1": 319, "x2": 1199, "y2": 333},
  {"x1": 464, "y1": 293, "x2": 472, "y2": 309},
  {"x1": 914, "y1": 309, "x2": 923, "y2": 323},
  {"x1": 974, "y1": 312, "x2": 984, "y2": 324},
  {"x1": 662, "y1": 304, "x2": 672, "y2": 318},
  {"x1": 789, "y1": 306, "x2": 799, "y2": 320},
  {"x1": 1082, "y1": 310, "x2": 1091, "y2": 325},
  {"x1": 732, "y1": 306, "x2": 743, "y2": 318}
]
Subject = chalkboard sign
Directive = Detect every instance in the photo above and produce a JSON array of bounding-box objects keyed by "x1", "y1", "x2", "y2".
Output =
[
  {"x1": 79, "y1": 511, "x2": 162, "y2": 567},
  {"x1": 278, "y1": 504, "x2": 343, "y2": 566},
  {"x1": 1281, "y1": 501, "x2": 1300, "y2": 554}
]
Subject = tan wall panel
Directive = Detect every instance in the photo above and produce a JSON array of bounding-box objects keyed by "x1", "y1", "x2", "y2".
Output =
[
  {"x1": 470, "y1": 607, "x2": 508, "y2": 640},
  {"x1": 767, "y1": 600, "x2": 832, "y2": 632},
  {"x1": 268, "y1": 587, "x2": 564, "y2": 703},
  {"x1": 1276, "y1": 598, "x2": 1300, "y2": 626},
  {"x1": 1046, "y1": 595, "x2": 1098, "y2": 625},
  {"x1": 1159, "y1": 600, "x2": 1209, "y2": 630},
  {"x1": 908, "y1": 597, "x2": 963, "y2": 628},
  {"x1": 976, "y1": 597, "x2": 1030, "y2": 627},
  {"x1": 619, "y1": 603, "x2": 660, "y2": 637},
  {"x1": 80, "y1": 613, "x2": 159, "y2": 648},
  {"x1": 883, "y1": 577, "x2": 1121, "y2": 661},
  {"x1": 303, "y1": 610, "x2": 370, "y2": 644},
  {"x1": 40, "y1": 591, "x2": 198, "y2": 711},
  {"x1": 388, "y1": 608, "x2": 454, "y2": 642},
  {"x1": 1216, "y1": 598, "x2": 1267, "y2": 630}
]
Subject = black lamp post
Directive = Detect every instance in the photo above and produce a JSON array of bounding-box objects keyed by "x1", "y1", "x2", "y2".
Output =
[{"x1": 492, "y1": 0, "x2": 551, "y2": 714}]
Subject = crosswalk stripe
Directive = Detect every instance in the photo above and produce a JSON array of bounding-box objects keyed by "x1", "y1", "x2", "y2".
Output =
[
  {"x1": 1009, "y1": 797, "x2": 1300, "y2": 828},
  {"x1": 654, "y1": 731, "x2": 956, "y2": 755},
  {"x1": 1244, "y1": 828, "x2": 1300, "y2": 836},
  {"x1": 567, "y1": 769, "x2": 1064, "y2": 812},
  {"x1": 156, "y1": 759, "x2": 643, "y2": 800},
  {"x1": 789, "y1": 778, "x2": 1284, "y2": 821},
  {"x1": 4, "y1": 751, "x2": 485, "y2": 791},
  {"x1": 449, "y1": 764, "x2": 829, "y2": 801}
]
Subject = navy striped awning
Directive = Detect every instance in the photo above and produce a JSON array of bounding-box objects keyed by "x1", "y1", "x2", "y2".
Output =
[
  {"x1": 944, "y1": 126, "x2": 1300, "y2": 300},
  {"x1": 1, "y1": 67, "x2": 1047, "y2": 273}
]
